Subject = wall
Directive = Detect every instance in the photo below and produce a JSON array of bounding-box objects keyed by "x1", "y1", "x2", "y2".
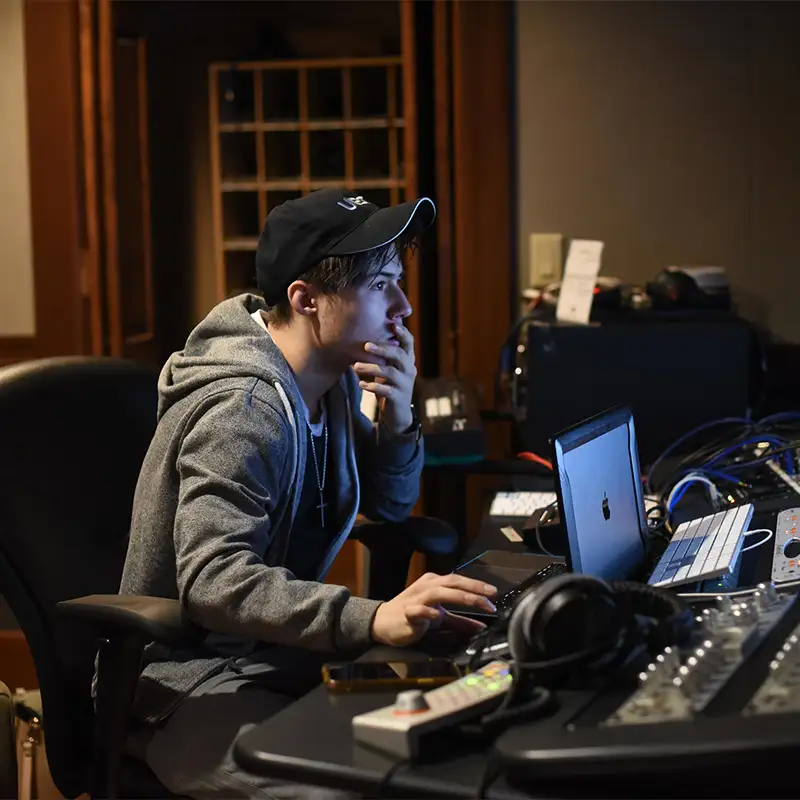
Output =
[
  {"x1": 0, "y1": 0, "x2": 35, "y2": 337},
  {"x1": 516, "y1": 1, "x2": 800, "y2": 343}
]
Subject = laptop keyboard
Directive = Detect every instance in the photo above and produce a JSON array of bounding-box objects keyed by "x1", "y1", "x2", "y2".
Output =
[
  {"x1": 647, "y1": 503, "x2": 754, "y2": 589},
  {"x1": 495, "y1": 561, "x2": 568, "y2": 612},
  {"x1": 489, "y1": 491, "x2": 557, "y2": 518}
]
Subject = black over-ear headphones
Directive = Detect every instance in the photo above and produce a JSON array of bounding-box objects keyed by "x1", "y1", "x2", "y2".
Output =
[{"x1": 507, "y1": 573, "x2": 694, "y2": 685}]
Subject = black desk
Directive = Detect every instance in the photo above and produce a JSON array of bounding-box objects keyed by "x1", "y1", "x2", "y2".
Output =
[
  {"x1": 233, "y1": 675, "x2": 528, "y2": 799},
  {"x1": 234, "y1": 493, "x2": 799, "y2": 798}
]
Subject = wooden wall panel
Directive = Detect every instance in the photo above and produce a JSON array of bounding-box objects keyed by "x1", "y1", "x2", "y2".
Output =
[
  {"x1": 433, "y1": 0, "x2": 456, "y2": 377},
  {"x1": 0, "y1": 337, "x2": 37, "y2": 368},
  {"x1": 450, "y1": 0, "x2": 513, "y2": 403},
  {"x1": 20, "y1": 0, "x2": 88, "y2": 360},
  {"x1": 0, "y1": 630, "x2": 38, "y2": 691},
  {"x1": 0, "y1": 0, "x2": 88, "y2": 366},
  {"x1": 427, "y1": 0, "x2": 515, "y2": 542}
]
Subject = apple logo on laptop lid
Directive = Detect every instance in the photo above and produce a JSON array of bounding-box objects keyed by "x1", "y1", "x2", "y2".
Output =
[{"x1": 602, "y1": 492, "x2": 611, "y2": 521}]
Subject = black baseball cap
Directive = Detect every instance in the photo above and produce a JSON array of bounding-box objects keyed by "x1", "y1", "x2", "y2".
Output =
[{"x1": 255, "y1": 188, "x2": 436, "y2": 306}]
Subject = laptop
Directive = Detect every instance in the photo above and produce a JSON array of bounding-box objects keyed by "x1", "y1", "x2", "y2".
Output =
[
  {"x1": 452, "y1": 405, "x2": 753, "y2": 620},
  {"x1": 553, "y1": 405, "x2": 753, "y2": 590},
  {"x1": 551, "y1": 405, "x2": 649, "y2": 582},
  {"x1": 450, "y1": 407, "x2": 647, "y2": 616}
]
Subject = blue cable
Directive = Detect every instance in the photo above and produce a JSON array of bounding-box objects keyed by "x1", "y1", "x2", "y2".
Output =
[
  {"x1": 705, "y1": 435, "x2": 787, "y2": 469},
  {"x1": 667, "y1": 482, "x2": 691, "y2": 512},
  {"x1": 649, "y1": 411, "x2": 799, "y2": 497},
  {"x1": 725, "y1": 446, "x2": 798, "y2": 472},
  {"x1": 667, "y1": 476, "x2": 722, "y2": 514},
  {"x1": 701, "y1": 468, "x2": 744, "y2": 485},
  {"x1": 645, "y1": 417, "x2": 751, "y2": 493},
  {"x1": 757, "y1": 411, "x2": 800, "y2": 427},
  {"x1": 672, "y1": 467, "x2": 743, "y2": 486}
]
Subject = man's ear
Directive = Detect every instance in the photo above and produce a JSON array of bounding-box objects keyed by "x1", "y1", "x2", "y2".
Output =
[{"x1": 287, "y1": 281, "x2": 317, "y2": 318}]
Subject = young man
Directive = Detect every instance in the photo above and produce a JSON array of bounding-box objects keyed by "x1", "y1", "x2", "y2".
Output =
[{"x1": 120, "y1": 189, "x2": 498, "y2": 799}]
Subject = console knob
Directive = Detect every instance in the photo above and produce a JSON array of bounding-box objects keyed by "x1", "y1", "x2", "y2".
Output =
[
  {"x1": 753, "y1": 590, "x2": 770, "y2": 612},
  {"x1": 717, "y1": 595, "x2": 734, "y2": 616},
  {"x1": 702, "y1": 607, "x2": 721, "y2": 632},
  {"x1": 784, "y1": 539, "x2": 800, "y2": 559},
  {"x1": 394, "y1": 689, "x2": 429, "y2": 715},
  {"x1": 764, "y1": 582, "x2": 779, "y2": 603}
]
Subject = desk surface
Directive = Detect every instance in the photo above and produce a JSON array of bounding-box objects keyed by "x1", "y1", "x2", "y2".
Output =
[
  {"x1": 234, "y1": 651, "x2": 795, "y2": 799},
  {"x1": 233, "y1": 654, "x2": 527, "y2": 799},
  {"x1": 235, "y1": 493, "x2": 798, "y2": 798}
]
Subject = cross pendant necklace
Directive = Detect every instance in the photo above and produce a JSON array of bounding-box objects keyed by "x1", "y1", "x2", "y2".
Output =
[{"x1": 308, "y1": 407, "x2": 329, "y2": 528}]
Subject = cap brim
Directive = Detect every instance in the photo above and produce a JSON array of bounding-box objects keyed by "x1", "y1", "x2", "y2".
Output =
[{"x1": 327, "y1": 197, "x2": 436, "y2": 256}]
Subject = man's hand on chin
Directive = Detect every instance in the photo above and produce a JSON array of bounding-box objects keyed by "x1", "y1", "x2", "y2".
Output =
[{"x1": 353, "y1": 322, "x2": 416, "y2": 437}]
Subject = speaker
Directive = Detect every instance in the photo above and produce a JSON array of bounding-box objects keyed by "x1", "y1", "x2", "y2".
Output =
[{"x1": 515, "y1": 318, "x2": 757, "y2": 466}]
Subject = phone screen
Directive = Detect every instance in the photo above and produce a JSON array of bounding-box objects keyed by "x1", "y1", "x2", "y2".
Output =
[{"x1": 322, "y1": 658, "x2": 461, "y2": 691}]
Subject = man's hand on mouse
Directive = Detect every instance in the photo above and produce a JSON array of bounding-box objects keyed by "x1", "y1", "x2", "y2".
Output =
[{"x1": 370, "y1": 572, "x2": 498, "y2": 647}]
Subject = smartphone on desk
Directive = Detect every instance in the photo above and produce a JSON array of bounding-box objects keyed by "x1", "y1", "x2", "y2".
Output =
[{"x1": 322, "y1": 658, "x2": 461, "y2": 693}]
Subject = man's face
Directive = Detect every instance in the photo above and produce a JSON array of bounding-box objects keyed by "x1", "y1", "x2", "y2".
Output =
[{"x1": 315, "y1": 253, "x2": 412, "y2": 367}]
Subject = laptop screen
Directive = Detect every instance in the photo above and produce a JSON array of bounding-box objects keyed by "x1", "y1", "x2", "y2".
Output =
[{"x1": 552, "y1": 407, "x2": 647, "y2": 581}]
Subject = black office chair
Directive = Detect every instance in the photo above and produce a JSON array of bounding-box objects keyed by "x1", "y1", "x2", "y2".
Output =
[
  {"x1": 0, "y1": 356, "x2": 188, "y2": 799},
  {"x1": 0, "y1": 356, "x2": 459, "y2": 799}
]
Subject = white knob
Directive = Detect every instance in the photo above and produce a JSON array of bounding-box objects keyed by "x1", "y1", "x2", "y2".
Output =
[
  {"x1": 394, "y1": 689, "x2": 429, "y2": 714},
  {"x1": 717, "y1": 595, "x2": 734, "y2": 615},
  {"x1": 753, "y1": 590, "x2": 770, "y2": 613}
]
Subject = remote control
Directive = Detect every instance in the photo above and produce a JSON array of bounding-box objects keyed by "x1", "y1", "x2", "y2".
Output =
[{"x1": 351, "y1": 660, "x2": 512, "y2": 759}]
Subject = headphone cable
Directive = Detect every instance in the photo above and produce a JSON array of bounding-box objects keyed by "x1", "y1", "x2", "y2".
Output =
[
  {"x1": 375, "y1": 757, "x2": 409, "y2": 799},
  {"x1": 475, "y1": 753, "x2": 503, "y2": 800}
]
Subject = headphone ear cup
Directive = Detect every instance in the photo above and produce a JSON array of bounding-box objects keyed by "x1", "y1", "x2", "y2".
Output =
[
  {"x1": 534, "y1": 583, "x2": 620, "y2": 658},
  {"x1": 507, "y1": 573, "x2": 615, "y2": 664},
  {"x1": 507, "y1": 585, "x2": 540, "y2": 664}
]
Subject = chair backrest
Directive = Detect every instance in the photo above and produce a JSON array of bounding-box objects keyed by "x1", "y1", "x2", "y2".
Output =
[{"x1": 0, "y1": 356, "x2": 159, "y2": 797}]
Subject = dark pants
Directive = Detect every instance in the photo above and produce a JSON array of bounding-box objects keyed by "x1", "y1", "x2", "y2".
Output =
[{"x1": 349, "y1": 517, "x2": 462, "y2": 601}]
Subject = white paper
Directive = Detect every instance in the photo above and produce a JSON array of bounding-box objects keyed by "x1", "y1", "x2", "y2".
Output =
[
  {"x1": 556, "y1": 239, "x2": 604, "y2": 324},
  {"x1": 500, "y1": 526, "x2": 524, "y2": 543}
]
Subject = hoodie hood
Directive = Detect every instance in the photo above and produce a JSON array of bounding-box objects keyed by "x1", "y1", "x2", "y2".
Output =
[{"x1": 157, "y1": 293, "x2": 301, "y2": 420}]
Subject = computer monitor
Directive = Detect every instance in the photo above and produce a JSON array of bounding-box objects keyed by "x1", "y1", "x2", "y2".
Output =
[{"x1": 552, "y1": 406, "x2": 647, "y2": 581}]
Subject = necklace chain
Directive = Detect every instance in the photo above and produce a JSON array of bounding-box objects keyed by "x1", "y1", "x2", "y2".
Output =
[{"x1": 308, "y1": 402, "x2": 328, "y2": 527}]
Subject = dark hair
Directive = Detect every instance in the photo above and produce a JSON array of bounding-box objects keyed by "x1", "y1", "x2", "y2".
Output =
[{"x1": 263, "y1": 235, "x2": 415, "y2": 327}]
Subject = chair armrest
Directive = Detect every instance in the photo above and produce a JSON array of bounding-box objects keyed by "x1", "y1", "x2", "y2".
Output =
[
  {"x1": 351, "y1": 516, "x2": 459, "y2": 556},
  {"x1": 57, "y1": 594, "x2": 199, "y2": 646}
]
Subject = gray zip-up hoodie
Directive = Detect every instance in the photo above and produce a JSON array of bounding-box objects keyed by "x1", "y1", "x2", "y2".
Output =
[{"x1": 120, "y1": 293, "x2": 423, "y2": 723}]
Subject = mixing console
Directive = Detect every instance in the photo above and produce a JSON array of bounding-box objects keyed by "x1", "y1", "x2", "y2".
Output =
[
  {"x1": 606, "y1": 583, "x2": 793, "y2": 725},
  {"x1": 495, "y1": 584, "x2": 800, "y2": 784},
  {"x1": 746, "y1": 618, "x2": 800, "y2": 715}
]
